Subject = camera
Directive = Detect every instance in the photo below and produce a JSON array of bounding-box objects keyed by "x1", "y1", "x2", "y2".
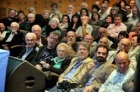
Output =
[{"x1": 58, "y1": 80, "x2": 77, "y2": 90}]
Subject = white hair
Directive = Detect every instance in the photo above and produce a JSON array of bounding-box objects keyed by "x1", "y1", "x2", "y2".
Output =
[
  {"x1": 49, "y1": 17, "x2": 60, "y2": 25},
  {"x1": 11, "y1": 22, "x2": 19, "y2": 28}
]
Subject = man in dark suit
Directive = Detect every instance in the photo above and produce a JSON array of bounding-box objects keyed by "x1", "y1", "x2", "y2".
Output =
[
  {"x1": 18, "y1": 32, "x2": 39, "y2": 62},
  {"x1": 0, "y1": 22, "x2": 24, "y2": 56}
]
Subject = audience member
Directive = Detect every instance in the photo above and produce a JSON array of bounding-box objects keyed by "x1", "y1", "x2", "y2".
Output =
[
  {"x1": 107, "y1": 14, "x2": 127, "y2": 38},
  {"x1": 0, "y1": 22, "x2": 24, "y2": 56},
  {"x1": 0, "y1": 22, "x2": 7, "y2": 41},
  {"x1": 107, "y1": 38, "x2": 137, "y2": 70},
  {"x1": 37, "y1": 43, "x2": 72, "y2": 88},
  {"x1": 89, "y1": 12, "x2": 103, "y2": 26},
  {"x1": 31, "y1": 31, "x2": 60, "y2": 65},
  {"x1": 101, "y1": 15, "x2": 113, "y2": 28},
  {"x1": 49, "y1": 2, "x2": 62, "y2": 19},
  {"x1": 18, "y1": 32, "x2": 39, "y2": 62},
  {"x1": 99, "y1": 51, "x2": 134, "y2": 92},
  {"x1": 17, "y1": 10, "x2": 27, "y2": 30},
  {"x1": 67, "y1": 14, "x2": 82, "y2": 32},
  {"x1": 49, "y1": 42, "x2": 93, "y2": 92},
  {"x1": 75, "y1": 16, "x2": 93, "y2": 41},
  {"x1": 0, "y1": 9, "x2": 18, "y2": 30},
  {"x1": 31, "y1": 25, "x2": 47, "y2": 46},
  {"x1": 67, "y1": 4, "x2": 75, "y2": 21},
  {"x1": 71, "y1": 45, "x2": 115, "y2": 92},
  {"x1": 42, "y1": 10, "x2": 50, "y2": 26}
]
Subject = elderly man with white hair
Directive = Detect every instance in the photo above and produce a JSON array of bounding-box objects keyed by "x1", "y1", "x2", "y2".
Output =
[
  {"x1": 32, "y1": 25, "x2": 47, "y2": 46},
  {"x1": 0, "y1": 22, "x2": 24, "y2": 56}
]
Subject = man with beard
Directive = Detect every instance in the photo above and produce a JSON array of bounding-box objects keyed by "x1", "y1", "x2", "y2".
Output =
[
  {"x1": 70, "y1": 45, "x2": 116, "y2": 92},
  {"x1": 31, "y1": 31, "x2": 60, "y2": 66}
]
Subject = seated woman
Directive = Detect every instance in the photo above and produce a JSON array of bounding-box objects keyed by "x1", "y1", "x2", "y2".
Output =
[
  {"x1": 35, "y1": 43, "x2": 72, "y2": 88},
  {"x1": 101, "y1": 15, "x2": 113, "y2": 28}
]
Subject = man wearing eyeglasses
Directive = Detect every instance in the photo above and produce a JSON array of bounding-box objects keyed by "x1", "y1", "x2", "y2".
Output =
[{"x1": 31, "y1": 31, "x2": 60, "y2": 68}]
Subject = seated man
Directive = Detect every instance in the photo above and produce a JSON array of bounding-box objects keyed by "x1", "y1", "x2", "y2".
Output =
[
  {"x1": 107, "y1": 38, "x2": 137, "y2": 70},
  {"x1": 18, "y1": 33, "x2": 39, "y2": 62},
  {"x1": 31, "y1": 31, "x2": 60, "y2": 65},
  {"x1": 107, "y1": 14, "x2": 127, "y2": 38},
  {"x1": 99, "y1": 51, "x2": 134, "y2": 92},
  {"x1": 70, "y1": 45, "x2": 115, "y2": 92},
  {"x1": 75, "y1": 16, "x2": 93, "y2": 41},
  {"x1": 0, "y1": 22, "x2": 24, "y2": 56},
  {"x1": 49, "y1": 42, "x2": 93, "y2": 92},
  {"x1": 31, "y1": 25, "x2": 47, "y2": 46}
]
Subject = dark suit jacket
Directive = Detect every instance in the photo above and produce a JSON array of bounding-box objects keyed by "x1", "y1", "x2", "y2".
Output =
[
  {"x1": 18, "y1": 44, "x2": 39, "y2": 63},
  {"x1": 41, "y1": 36, "x2": 47, "y2": 46},
  {"x1": 0, "y1": 31, "x2": 24, "y2": 47}
]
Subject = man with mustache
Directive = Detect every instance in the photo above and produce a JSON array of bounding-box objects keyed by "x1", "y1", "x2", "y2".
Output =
[{"x1": 70, "y1": 45, "x2": 116, "y2": 92}]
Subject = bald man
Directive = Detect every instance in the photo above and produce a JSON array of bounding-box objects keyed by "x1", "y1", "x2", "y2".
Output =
[
  {"x1": 99, "y1": 51, "x2": 134, "y2": 92},
  {"x1": 107, "y1": 38, "x2": 137, "y2": 70}
]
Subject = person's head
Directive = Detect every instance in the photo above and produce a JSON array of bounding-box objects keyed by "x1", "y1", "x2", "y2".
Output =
[
  {"x1": 131, "y1": 35, "x2": 140, "y2": 47},
  {"x1": 51, "y1": 3, "x2": 58, "y2": 11},
  {"x1": 136, "y1": 22, "x2": 140, "y2": 34},
  {"x1": 105, "y1": 15, "x2": 113, "y2": 23},
  {"x1": 95, "y1": 0, "x2": 101, "y2": 8},
  {"x1": 49, "y1": 17, "x2": 59, "y2": 29},
  {"x1": 66, "y1": 31, "x2": 76, "y2": 44},
  {"x1": 27, "y1": 13, "x2": 35, "y2": 23},
  {"x1": 115, "y1": 51, "x2": 130, "y2": 73},
  {"x1": 100, "y1": 3, "x2": 108, "y2": 13},
  {"x1": 47, "y1": 31, "x2": 60, "y2": 49},
  {"x1": 25, "y1": 33, "x2": 37, "y2": 48},
  {"x1": 118, "y1": 31, "x2": 128, "y2": 41},
  {"x1": 42, "y1": 10, "x2": 50, "y2": 19},
  {"x1": 102, "y1": 0, "x2": 110, "y2": 6},
  {"x1": 95, "y1": 45, "x2": 109, "y2": 62},
  {"x1": 125, "y1": 4, "x2": 132, "y2": 14},
  {"x1": 10, "y1": 22, "x2": 19, "y2": 32},
  {"x1": 81, "y1": 15, "x2": 89, "y2": 24},
  {"x1": 118, "y1": 0, "x2": 128, "y2": 8},
  {"x1": 8, "y1": 9, "x2": 17, "y2": 18},
  {"x1": 71, "y1": 13, "x2": 81, "y2": 24},
  {"x1": 61, "y1": 15, "x2": 70, "y2": 24},
  {"x1": 114, "y1": 14, "x2": 122, "y2": 25},
  {"x1": 0, "y1": 22, "x2": 6, "y2": 32},
  {"x1": 98, "y1": 37, "x2": 109, "y2": 47},
  {"x1": 80, "y1": 8, "x2": 89, "y2": 17},
  {"x1": 80, "y1": 2, "x2": 88, "y2": 9},
  {"x1": 118, "y1": 38, "x2": 131, "y2": 53},
  {"x1": 98, "y1": 27, "x2": 108, "y2": 38},
  {"x1": 91, "y1": 4, "x2": 100, "y2": 13},
  {"x1": 56, "y1": 43, "x2": 70, "y2": 59},
  {"x1": 28, "y1": 7, "x2": 36, "y2": 14},
  {"x1": 51, "y1": 13, "x2": 61, "y2": 21},
  {"x1": 83, "y1": 35, "x2": 93, "y2": 45},
  {"x1": 77, "y1": 42, "x2": 90, "y2": 61},
  {"x1": 31, "y1": 25, "x2": 42, "y2": 39},
  {"x1": 132, "y1": 7, "x2": 138, "y2": 18},
  {"x1": 17, "y1": 10, "x2": 26, "y2": 21},
  {"x1": 68, "y1": 4, "x2": 75, "y2": 14},
  {"x1": 110, "y1": 7, "x2": 118, "y2": 16},
  {"x1": 129, "y1": 0, "x2": 135, "y2": 8},
  {"x1": 91, "y1": 12, "x2": 100, "y2": 21}
]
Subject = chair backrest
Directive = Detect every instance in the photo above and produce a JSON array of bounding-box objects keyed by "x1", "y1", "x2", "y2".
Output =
[
  {"x1": 124, "y1": 23, "x2": 133, "y2": 33},
  {"x1": 91, "y1": 26, "x2": 100, "y2": 39}
]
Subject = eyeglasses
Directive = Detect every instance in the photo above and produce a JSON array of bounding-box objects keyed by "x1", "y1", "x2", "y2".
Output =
[
  {"x1": 49, "y1": 36, "x2": 58, "y2": 41},
  {"x1": 26, "y1": 39, "x2": 35, "y2": 42}
]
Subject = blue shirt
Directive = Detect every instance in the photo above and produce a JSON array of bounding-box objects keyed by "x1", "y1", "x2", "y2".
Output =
[
  {"x1": 99, "y1": 68, "x2": 134, "y2": 92},
  {"x1": 85, "y1": 61, "x2": 103, "y2": 86},
  {"x1": 64, "y1": 60, "x2": 83, "y2": 80},
  {"x1": 21, "y1": 46, "x2": 33, "y2": 60}
]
